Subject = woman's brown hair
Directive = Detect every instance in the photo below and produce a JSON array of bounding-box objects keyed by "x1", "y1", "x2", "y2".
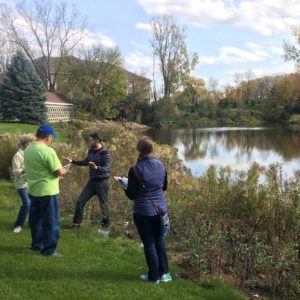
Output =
[{"x1": 136, "y1": 136, "x2": 154, "y2": 156}]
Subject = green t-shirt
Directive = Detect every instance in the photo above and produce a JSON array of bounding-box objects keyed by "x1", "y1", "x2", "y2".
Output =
[{"x1": 24, "y1": 141, "x2": 62, "y2": 196}]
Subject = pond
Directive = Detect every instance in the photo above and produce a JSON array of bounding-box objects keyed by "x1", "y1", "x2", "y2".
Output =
[{"x1": 146, "y1": 127, "x2": 300, "y2": 178}]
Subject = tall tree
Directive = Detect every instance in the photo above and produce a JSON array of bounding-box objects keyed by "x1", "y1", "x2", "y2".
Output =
[
  {"x1": 252, "y1": 76, "x2": 273, "y2": 101},
  {"x1": 232, "y1": 72, "x2": 244, "y2": 103},
  {"x1": 151, "y1": 15, "x2": 198, "y2": 99},
  {"x1": 0, "y1": 0, "x2": 87, "y2": 91},
  {"x1": 262, "y1": 76, "x2": 298, "y2": 121},
  {"x1": 284, "y1": 26, "x2": 300, "y2": 72},
  {"x1": 183, "y1": 76, "x2": 207, "y2": 111},
  {"x1": 223, "y1": 84, "x2": 240, "y2": 106},
  {"x1": 60, "y1": 45, "x2": 127, "y2": 119},
  {"x1": 207, "y1": 77, "x2": 219, "y2": 103},
  {"x1": 117, "y1": 72, "x2": 152, "y2": 122},
  {"x1": 243, "y1": 70, "x2": 255, "y2": 104},
  {"x1": 0, "y1": 37, "x2": 17, "y2": 82},
  {"x1": 0, "y1": 50, "x2": 47, "y2": 123}
]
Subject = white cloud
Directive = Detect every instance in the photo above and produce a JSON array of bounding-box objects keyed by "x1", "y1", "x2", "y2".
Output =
[
  {"x1": 266, "y1": 61, "x2": 295, "y2": 74},
  {"x1": 47, "y1": 30, "x2": 116, "y2": 54},
  {"x1": 138, "y1": 0, "x2": 232, "y2": 25},
  {"x1": 124, "y1": 51, "x2": 153, "y2": 78},
  {"x1": 136, "y1": 22, "x2": 152, "y2": 31},
  {"x1": 70, "y1": 31, "x2": 116, "y2": 50},
  {"x1": 77, "y1": 30, "x2": 98, "y2": 49},
  {"x1": 227, "y1": 68, "x2": 265, "y2": 78},
  {"x1": 98, "y1": 33, "x2": 116, "y2": 48},
  {"x1": 269, "y1": 46, "x2": 284, "y2": 55},
  {"x1": 200, "y1": 56, "x2": 219, "y2": 65},
  {"x1": 235, "y1": 0, "x2": 300, "y2": 36},
  {"x1": 138, "y1": 0, "x2": 300, "y2": 36},
  {"x1": 226, "y1": 62, "x2": 295, "y2": 83},
  {"x1": 199, "y1": 43, "x2": 269, "y2": 65}
]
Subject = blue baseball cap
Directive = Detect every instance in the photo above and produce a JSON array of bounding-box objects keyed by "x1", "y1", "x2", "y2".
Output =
[{"x1": 37, "y1": 124, "x2": 58, "y2": 138}]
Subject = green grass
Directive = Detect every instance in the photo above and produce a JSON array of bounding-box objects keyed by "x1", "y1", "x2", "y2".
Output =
[
  {"x1": 0, "y1": 180, "x2": 245, "y2": 300},
  {"x1": 0, "y1": 122, "x2": 69, "y2": 143},
  {"x1": 0, "y1": 122, "x2": 37, "y2": 134}
]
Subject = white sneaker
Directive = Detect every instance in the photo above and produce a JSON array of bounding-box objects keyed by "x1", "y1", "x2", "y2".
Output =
[
  {"x1": 140, "y1": 274, "x2": 159, "y2": 284},
  {"x1": 97, "y1": 229, "x2": 109, "y2": 237},
  {"x1": 140, "y1": 274, "x2": 149, "y2": 281},
  {"x1": 13, "y1": 226, "x2": 22, "y2": 233},
  {"x1": 160, "y1": 273, "x2": 172, "y2": 282}
]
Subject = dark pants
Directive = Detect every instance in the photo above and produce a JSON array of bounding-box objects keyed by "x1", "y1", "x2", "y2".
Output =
[
  {"x1": 134, "y1": 213, "x2": 169, "y2": 281},
  {"x1": 28, "y1": 194, "x2": 60, "y2": 255},
  {"x1": 14, "y1": 188, "x2": 31, "y2": 227},
  {"x1": 73, "y1": 179, "x2": 110, "y2": 225}
]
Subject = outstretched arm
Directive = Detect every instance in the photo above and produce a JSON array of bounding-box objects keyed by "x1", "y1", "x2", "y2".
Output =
[{"x1": 62, "y1": 155, "x2": 89, "y2": 166}]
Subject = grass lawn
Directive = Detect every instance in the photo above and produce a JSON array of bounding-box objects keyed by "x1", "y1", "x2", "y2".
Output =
[
  {"x1": 0, "y1": 180, "x2": 246, "y2": 300},
  {"x1": 0, "y1": 123, "x2": 37, "y2": 134},
  {"x1": 0, "y1": 122, "x2": 69, "y2": 143}
]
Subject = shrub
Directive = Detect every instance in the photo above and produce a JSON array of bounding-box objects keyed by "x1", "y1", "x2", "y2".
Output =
[
  {"x1": 0, "y1": 134, "x2": 20, "y2": 179},
  {"x1": 289, "y1": 114, "x2": 300, "y2": 124},
  {"x1": 170, "y1": 164, "x2": 300, "y2": 298}
]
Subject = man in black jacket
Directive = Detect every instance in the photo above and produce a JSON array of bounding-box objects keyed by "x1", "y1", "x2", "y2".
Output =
[{"x1": 63, "y1": 132, "x2": 111, "y2": 229}]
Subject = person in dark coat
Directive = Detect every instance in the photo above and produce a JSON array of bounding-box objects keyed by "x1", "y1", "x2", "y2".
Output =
[
  {"x1": 63, "y1": 132, "x2": 111, "y2": 230},
  {"x1": 125, "y1": 137, "x2": 172, "y2": 284}
]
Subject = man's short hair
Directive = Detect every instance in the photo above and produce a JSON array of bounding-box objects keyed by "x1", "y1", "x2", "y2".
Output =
[
  {"x1": 89, "y1": 132, "x2": 103, "y2": 142},
  {"x1": 36, "y1": 130, "x2": 51, "y2": 139}
]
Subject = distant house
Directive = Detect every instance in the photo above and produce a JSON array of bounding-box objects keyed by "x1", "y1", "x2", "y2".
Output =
[
  {"x1": 125, "y1": 70, "x2": 152, "y2": 103},
  {"x1": 36, "y1": 56, "x2": 153, "y2": 104},
  {"x1": 45, "y1": 92, "x2": 74, "y2": 122}
]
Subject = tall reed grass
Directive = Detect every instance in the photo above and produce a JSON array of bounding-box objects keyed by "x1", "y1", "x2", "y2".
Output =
[{"x1": 0, "y1": 134, "x2": 21, "y2": 179}]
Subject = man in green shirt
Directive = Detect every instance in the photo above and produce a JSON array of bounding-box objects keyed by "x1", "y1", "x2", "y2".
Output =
[{"x1": 24, "y1": 124, "x2": 66, "y2": 256}]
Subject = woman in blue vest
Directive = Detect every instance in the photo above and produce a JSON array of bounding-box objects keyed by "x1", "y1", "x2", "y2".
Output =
[{"x1": 125, "y1": 137, "x2": 172, "y2": 284}]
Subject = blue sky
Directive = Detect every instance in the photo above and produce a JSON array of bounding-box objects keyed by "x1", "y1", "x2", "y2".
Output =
[{"x1": 5, "y1": 0, "x2": 300, "y2": 88}]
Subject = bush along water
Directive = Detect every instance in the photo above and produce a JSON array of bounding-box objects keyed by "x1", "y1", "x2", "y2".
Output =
[
  {"x1": 0, "y1": 120, "x2": 299, "y2": 298},
  {"x1": 170, "y1": 164, "x2": 300, "y2": 299}
]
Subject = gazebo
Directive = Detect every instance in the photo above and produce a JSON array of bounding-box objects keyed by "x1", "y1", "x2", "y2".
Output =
[{"x1": 45, "y1": 92, "x2": 74, "y2": 122}]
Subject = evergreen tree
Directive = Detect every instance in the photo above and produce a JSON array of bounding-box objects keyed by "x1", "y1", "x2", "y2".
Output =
[{"x1": 0, "y1": 51, "x2": 47, "y2": 124}]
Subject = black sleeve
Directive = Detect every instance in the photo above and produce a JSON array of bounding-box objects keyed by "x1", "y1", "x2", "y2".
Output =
[
  {"x1": 163, "y1": 171, "x2": 168, "y2": 191},
  {"x1": 124, "y1": 167, "x2": 139, "y2": 200},
  {"x1": 72, "y1": 151, "x2": 89, "y2": 166},
  {"x1": 72, "y1": 158, "x2": 89, "y2": 166}
]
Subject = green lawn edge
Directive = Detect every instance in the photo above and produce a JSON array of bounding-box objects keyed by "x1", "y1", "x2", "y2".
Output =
[{"x1": 0, "y1": 122, "x2": 69, "y2": 143}]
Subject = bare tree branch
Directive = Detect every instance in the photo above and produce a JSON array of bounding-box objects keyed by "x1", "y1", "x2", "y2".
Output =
[{"x1": 0, "y1": 0, "x2": 88, "y2": 91}]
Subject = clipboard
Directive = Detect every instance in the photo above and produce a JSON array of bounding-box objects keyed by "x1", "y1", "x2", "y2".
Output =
[
  {"x1": 114, "y1": 176, "x2": 128, "y2": 189},
  {"x1": 63, "y1": 163, "x2": 71, "y2": 171}
]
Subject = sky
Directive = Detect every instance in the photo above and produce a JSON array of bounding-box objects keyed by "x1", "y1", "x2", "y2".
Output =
[{"x1": 4, "y1": 0, "x2": 300, "y2": 88}]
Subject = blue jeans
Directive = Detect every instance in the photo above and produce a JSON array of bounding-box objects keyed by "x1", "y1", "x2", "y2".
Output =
[
  {"x1": 73, "y1": 179, "x2": 110, "y2": 225},
  {"x1": 14, "y1": 188, "x2": 31, "y2": 227},
  {"x1": 28, "y1": 194, "x2": 60, "y2": 255},
  {"x1": 133, "y1": 213, "x2": 169, "y2": 281}
]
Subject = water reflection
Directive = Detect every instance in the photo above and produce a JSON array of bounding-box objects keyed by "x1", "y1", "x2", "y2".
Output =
[{"x1": 147, "y1": 127, "x2": 300, "y2": 177}]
